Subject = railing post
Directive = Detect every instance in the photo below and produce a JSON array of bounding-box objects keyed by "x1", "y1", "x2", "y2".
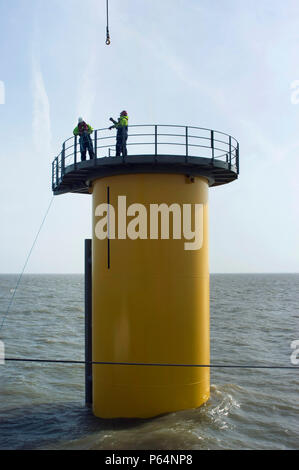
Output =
[
  {"x1": 236, "y1": 143, "x2": 240, "y2": 174},
  {"x1": 155, "y1": 125, "x2": 158, "y2": 156},
  {"x1": 185, "y1": 126, "x2": 188, "y2": 161},
  {"x1": 61, "y1": 142, "x2": 65, "y2": 177},
  {"x1": 52, "y1": 160, "x2": 54, "y2": 190},
  {"x1": 56, "y1": 156, "x2": 59, "y2": 184},
  {"x1": 94, "y1": 130, "x2": 97, "y2": 159},
  {"x1": 74, "y1": 136, "x2": 77, "y2": 169},
  {"x1": 229, "y1": 135, "x2": 232, "y2": 170},
  {"x1": 211, "y1": 130, "x2": 215, "y2": 163}
]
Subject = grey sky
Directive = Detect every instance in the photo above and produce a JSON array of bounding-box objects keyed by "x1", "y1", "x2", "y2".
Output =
[{"x1": 0, "y1": 0, "x2": 298, "y2": 273}]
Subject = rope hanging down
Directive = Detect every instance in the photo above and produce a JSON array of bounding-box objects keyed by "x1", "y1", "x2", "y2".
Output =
[
  {"x1": 106, "y1": 0, "x2": 111, "y2": 45},
  {"x1": 0, "y1": 196, "x2": 55, "y2": 333}
]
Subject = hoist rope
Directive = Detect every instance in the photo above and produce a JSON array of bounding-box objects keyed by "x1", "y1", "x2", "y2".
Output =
[{"x1": 106, "y1": 0, "x2": 111, "y2": 45}]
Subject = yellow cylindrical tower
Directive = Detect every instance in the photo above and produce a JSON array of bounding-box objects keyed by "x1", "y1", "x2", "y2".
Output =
[
  {"x1": 92, "y1": 173, "x2": 210, "y2": 418},
  {"x1": 52, "y1": 123, "x2": 239, "y2": 419}
]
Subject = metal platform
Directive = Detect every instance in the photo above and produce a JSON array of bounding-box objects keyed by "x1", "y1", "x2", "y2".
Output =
[{"x1": 52, "y1": 124, "x2": 239, "y2": 195}]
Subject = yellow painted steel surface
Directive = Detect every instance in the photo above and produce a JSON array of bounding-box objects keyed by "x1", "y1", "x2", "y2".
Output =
[{"x1": 92, "y1": 173, "x2": 210, "y2": 418}]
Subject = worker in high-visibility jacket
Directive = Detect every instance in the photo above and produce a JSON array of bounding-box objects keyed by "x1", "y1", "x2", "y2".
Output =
[
  {"x1": 109, "y1": 111, "x2": 128, "y2": 157},
  {"x1": 73, "y1": 117, "x2": 95, "y2": 161}
]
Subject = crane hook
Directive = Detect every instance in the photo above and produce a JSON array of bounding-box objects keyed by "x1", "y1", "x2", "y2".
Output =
[{"x1": 106, "y1": 28, "x2": 111, "y2": 45}]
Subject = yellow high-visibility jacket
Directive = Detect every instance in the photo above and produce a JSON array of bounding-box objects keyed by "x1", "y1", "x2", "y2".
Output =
[{"x1": 73, "y1": 123, "x2": 93, "y2": 136}]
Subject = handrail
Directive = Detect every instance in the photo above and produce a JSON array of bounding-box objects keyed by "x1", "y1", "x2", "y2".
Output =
[{"x1": 52, "y1": 124, "x2": 239, "y2": 190}]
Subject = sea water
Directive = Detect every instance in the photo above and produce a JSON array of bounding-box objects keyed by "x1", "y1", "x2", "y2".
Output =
[{"x1": 0, "y1": 273, "x2": 298, "y2": 450}]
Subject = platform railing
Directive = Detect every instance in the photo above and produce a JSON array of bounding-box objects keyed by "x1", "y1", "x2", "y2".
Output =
[{"x1": 52, "y1": 124, "x2": 239, "y2": 190}]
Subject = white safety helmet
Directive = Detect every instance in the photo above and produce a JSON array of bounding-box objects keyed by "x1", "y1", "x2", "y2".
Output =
[{"x1": 78, "y1": 116, "x2": 83, "y2": 123}]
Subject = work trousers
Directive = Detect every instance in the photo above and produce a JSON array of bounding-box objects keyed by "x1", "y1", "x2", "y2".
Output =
[
  {"x1": 80, "y1": 132, "x2": 95, "y2": 161},
  {"x1": 116, "y1": 128, "x2": 128, "y2": 157}
]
